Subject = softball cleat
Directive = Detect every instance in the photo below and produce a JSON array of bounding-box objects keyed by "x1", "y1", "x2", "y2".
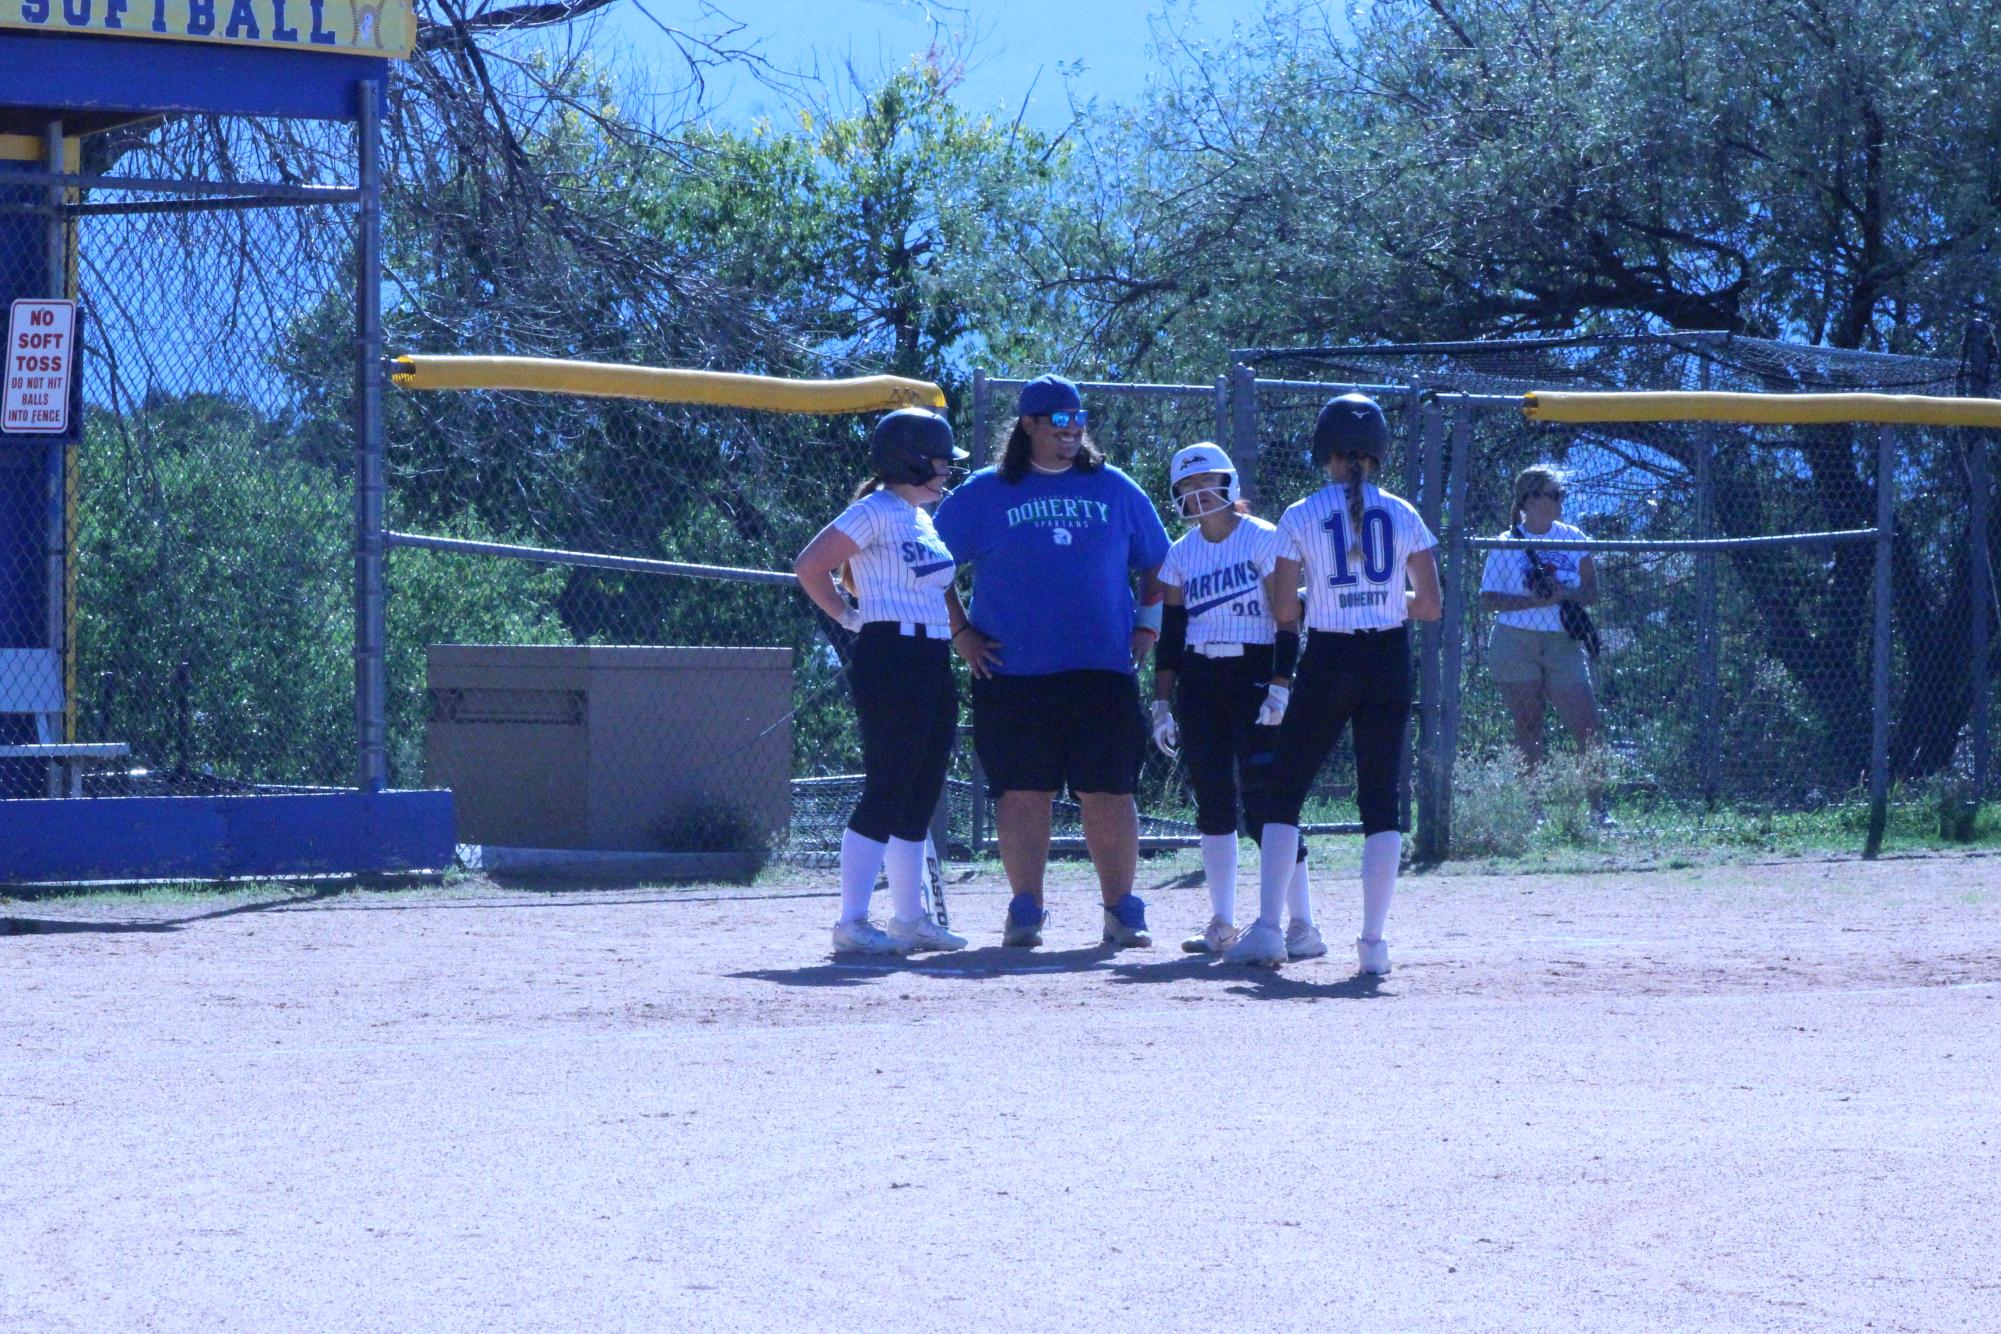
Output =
[
  {"x1": 1221, "y1": 921, "x2": 1287, "y2": 968},
  {"x1": 887, "y1": 914, "x2": 967, "y2": 954},
  {"x1": 1181, "y1": 916, "x2": 1241, "y2": 954},
  {"x1": 1284, "y1": 921, "x2": 1327, "y2": 960},
  {"x1": 1356, "y1": 936, "x2": 1392, "y2": 976},
  {"x1": 830, "y1": 919, "x2": 899, "y2": 955}
]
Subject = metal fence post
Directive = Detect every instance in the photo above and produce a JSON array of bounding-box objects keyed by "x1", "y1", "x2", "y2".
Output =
[
  {"x1": 1695, "y1": 424, "x2": 1721, "y2": 805},
  {"x1": 1974, "y1": 427, "x2": 1993, "y2": 807},
  {"x1": 42, "y1": 121, "x2": 66, "y2": 795},
  {"x1": 1213, "y1": 374, "x2": 1230, "y2": 455},
  {"x1": 1230, "y1": 363, "x2": 1259, "y2": 508},
  {"x1": 354, "y1": 81, "x2": 389, "y2": 792},
  {"x1": 1866, "y1": 425, "x2": 1894, "y2": 857},
  {"x1": 1435, "y1": 401, "x2": 1474, "y2": 858},
  {"x1": 971, "y1": 369, "x2": 991, "y2": 467},
  {"x1": 1415, "y1": 396, "x2": 1445, "y2": 860}
]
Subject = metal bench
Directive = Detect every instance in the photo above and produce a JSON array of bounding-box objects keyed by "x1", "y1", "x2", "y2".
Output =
[{"x1": 0, "y1": 648, "x2": 129, "y2": 797}]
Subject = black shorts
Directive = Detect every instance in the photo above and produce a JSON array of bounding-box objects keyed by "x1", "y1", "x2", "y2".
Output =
[{"x1": 970, "y1": 669, "x2": 1147, "y2": 798}]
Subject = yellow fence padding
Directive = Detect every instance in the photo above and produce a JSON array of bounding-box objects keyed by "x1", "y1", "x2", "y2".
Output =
[
  {"x1": 1524, "y1": 390, "x2": 2001, "y2": 429},
  {"x1": 390, "y1": 355, "x2": 947, "y2": 414}
]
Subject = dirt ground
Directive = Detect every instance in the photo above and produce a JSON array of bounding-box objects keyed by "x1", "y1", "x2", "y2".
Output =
[{"x1": 3, "y1": 851, "x2": 1998, "y2": 1333}]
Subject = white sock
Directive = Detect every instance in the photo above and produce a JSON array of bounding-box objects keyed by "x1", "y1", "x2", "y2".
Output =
[
  {"x1": 1256, "y1": 824, "x2": 1299, "y2": 930},
  {"x1": 1286, "y1": 852, "x2": 1314, "y2": 929},
  {"x1": 1200, "y1": 833, "x2": 1237, "y2": 923},
  {"x1": 884, "y1": 837, "x2": 927, "y2": 924},
  {"x1": 839, "y1": 829, "x2": 887, "y2": 923},
  {"x1": 1361, "y1": 831, "x2": 1401, "y2": 942}
]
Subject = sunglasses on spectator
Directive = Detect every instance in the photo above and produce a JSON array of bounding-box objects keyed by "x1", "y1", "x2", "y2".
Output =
[
  {"x1": 1044, "y1": 410, "x2": 1089, "y2": 428},
  {"x1": 1530, "y1": 487, "x2": 1566, "y2": 501}
]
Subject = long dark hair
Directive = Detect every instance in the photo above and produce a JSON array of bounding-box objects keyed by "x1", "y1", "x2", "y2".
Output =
[{"x1": 997, "y1": 417, "x2": 1106, "y2": 483}]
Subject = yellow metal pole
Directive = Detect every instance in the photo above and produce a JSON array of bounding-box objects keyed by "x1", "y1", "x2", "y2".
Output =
[
  {"x1": 1525, "y1": 390, "x2": 2001, "y2": 429},
  {"x1": 390, "y1": 355, "x2": 947, "y2": 414}
]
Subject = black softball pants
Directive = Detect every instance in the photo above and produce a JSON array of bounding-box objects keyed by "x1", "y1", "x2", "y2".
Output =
[
  {"x1": 846, "y1": 624, "x2": 959, "y2": 844},
  {"x1": 1176, "y1": 647, "x2": 1278, "y2": 837},
  {"x1": 1176, "y1": 647, "x2": 1308, "y2": 861},
  {"x1": 1262, "y1": 626, "x2": 1412, "y2": 836}
]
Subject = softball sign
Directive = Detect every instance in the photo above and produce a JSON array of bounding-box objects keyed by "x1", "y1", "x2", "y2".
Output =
[
  {"x1": 1, "y1": 0, "x2": 414, "y2": 57},
  {"x1": 3, "y1": 299, "x2": 75, "y2": 436}
]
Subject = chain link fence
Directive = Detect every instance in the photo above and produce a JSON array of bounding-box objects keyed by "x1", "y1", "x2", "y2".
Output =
[
  {"x1": 2, "y1": 120, "x2": 362, "y2": 808},
  {"x1": 1241, "y1": 333, "x2": 1996, "y2": 853},
  {"x1": 18, "y1": 115, "x2": 1990, "y2": 872}
]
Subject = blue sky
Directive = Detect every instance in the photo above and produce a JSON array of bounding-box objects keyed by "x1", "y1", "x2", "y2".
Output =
[{"x1": 589, "y1": 0, "x2": 1219, "y2": 132}]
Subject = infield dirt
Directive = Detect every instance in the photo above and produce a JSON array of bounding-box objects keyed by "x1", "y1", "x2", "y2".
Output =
[{"x1": 3, "y1": 852, "x2": 1997, "y2": 1332}]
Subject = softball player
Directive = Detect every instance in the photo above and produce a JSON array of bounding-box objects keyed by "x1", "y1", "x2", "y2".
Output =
[
  {"x1": 1224, "y1": 394, "x2": 1441, "y2": 973},
  {"x1": 1148, "y1": 443, "x2": 1322, "y2": 958},
  {"x1": 794, "y1": 408, "x2": 970, "y2": 955}
]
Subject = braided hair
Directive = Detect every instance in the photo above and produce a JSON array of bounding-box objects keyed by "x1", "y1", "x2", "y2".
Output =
[{"x1": 1341, "y1": 453, "x2": 1376, "y2": 562}]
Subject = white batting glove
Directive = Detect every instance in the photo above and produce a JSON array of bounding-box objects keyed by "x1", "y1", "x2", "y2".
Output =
[
  {"x1": 1256, "y1": 683, "x2": 1291, "y2": 728},
  {"x1": 837, "y1": 606, "x2": 865, "y2": 633},
  {"x1": 1149, "y1": 700, "x2": 1180, "y2": 760}
]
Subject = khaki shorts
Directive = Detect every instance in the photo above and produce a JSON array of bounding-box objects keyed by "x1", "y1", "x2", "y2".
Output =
[{"x1": 1489, "y1": 622, "x2": 1592, "y2": 690}]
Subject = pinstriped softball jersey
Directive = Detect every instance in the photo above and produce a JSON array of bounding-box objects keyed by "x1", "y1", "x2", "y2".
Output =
[
  {"x1": 1157, "y1": 515, "x2": 1283, "y2": 646},
  {"x1": 829, "y1": 489, "x2": 956, "y2": 626},
  {"x1": 1277, "y1": 482, "x2": 1437, "y2": 632}
]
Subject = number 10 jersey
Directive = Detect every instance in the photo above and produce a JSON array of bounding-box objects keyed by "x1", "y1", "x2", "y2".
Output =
[{"x1": 1277, "y1": 481, "x2": 1437, "y2": 633}]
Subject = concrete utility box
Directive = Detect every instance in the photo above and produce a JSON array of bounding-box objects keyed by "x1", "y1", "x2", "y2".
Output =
[{"x1": 426, "y1": 645, "x2": 792, "y2": 853}]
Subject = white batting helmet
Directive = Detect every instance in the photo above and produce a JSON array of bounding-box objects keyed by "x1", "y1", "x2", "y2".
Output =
[{"x1": 1168, "y1": 442, "x2": 1240, "y2": 518}]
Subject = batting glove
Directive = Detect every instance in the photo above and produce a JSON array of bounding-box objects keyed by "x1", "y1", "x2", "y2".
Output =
[
  {"x1": 837, "y1": 606, "x2": 865, "y2": 633},
  {"x1": 1256, "y1": 683, "x2": 1291, "y2": 728},
  {"x1": 1149, "y1": 700, "x2": 1180, "y2": 760}
]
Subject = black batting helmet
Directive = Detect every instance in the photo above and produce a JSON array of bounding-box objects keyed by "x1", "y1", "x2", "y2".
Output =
[
  {"x1": 869, "y1": 407, "x2": 965, "y2": 486},
  {"x1": 1311, "y1": 393, "x2": 1392, "y2": 468}
]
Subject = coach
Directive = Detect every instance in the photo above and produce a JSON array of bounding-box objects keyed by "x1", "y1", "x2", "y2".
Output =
[{"x1": 937, "y1": 374, "x2": 1171, "y2": 950}]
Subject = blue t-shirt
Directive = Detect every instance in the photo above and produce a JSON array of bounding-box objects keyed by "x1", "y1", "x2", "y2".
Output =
[{"x1": 934, "y1": 463, "x2": 1171, "y2": 676}]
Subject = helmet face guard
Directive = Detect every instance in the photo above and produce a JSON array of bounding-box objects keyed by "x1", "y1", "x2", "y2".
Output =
[
  {"x1": 870, "y1": 408, "x2": 966, "y2": 487},
  {"x1": 1167, "y1": 443, "x2": 1241, "y2": 520},
  {"x1": 1174, "y1": 476, "x2": 1236, "y2": 519}
]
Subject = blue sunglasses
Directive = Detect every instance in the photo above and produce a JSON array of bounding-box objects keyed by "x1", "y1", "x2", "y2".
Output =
[{"x1": 1045, "y1": 409, "x2": 1089, "y2": 428}]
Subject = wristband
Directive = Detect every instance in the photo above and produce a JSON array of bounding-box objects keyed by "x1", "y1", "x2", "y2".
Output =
[
  {"x1": 1156, "y1": 604, "x2": 1188, "y2": 670},
  {"x1": 1133, "y1": 600, "x2": 1164, "y2": 636},
  {"x1": 1271, "y1": 629, "x2": 1300, "y2": 678}
]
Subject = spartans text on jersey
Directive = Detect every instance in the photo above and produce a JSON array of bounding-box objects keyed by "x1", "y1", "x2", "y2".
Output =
[{"x1": 1185, "y1": 559, "x2": 1264, "y2": 615}]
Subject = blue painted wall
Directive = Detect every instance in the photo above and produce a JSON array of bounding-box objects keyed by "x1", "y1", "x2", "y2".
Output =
[{"x1": 0, "y1": 790, "x2": 456, "y2": 882}]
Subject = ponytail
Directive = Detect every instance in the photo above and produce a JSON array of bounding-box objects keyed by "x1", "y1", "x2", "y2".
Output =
[{"x1": 1344, "y1": 455, "x2": 1370, "y2": 563}]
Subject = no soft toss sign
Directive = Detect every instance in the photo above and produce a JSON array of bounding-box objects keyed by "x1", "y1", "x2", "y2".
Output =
[{"x1": 3, "y1": 299, "x2": 78, "y2": 435}]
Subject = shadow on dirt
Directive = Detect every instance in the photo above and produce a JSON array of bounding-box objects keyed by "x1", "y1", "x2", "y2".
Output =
[
  {"x1": 1102, "y1": 953, "x2": 1389, "y2": 999},
  {"x1": 0, "y1": 885, "x2": 348, "y2": 936},
  {"x1": 731, "y1": 943, "x2": 1129, "y2": 987}
]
